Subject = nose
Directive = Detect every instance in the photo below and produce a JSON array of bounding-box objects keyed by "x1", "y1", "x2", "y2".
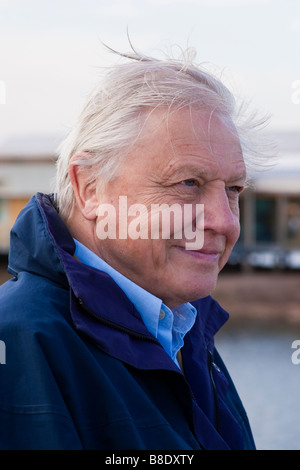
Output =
[{"x1": 202, "y1": 186, "x2": 239, "y2": 238}]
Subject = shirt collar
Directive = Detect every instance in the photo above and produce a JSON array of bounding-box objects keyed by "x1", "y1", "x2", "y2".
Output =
[{"x1": 74, "y1": 239, "x2": 162, "y2": 337}]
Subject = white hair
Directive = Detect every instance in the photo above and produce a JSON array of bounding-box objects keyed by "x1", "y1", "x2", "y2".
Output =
[{"x1": 55, "y1": 45, "x2": 269, "y2": 220}]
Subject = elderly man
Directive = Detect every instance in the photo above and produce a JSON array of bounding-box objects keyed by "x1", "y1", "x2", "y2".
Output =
[{"x1": 0, "y1": 48, "x2": 257, "y2": 450}]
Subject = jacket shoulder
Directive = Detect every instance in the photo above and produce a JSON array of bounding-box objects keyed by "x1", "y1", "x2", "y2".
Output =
[
  {"x1": 0, "y1": 271, "x2": 73, "y2": 385},
  {"x1": 0, "y1": 272, "x2": 86, "y2": 449},
  {"x1": 0, "y1": 271, "x2": 70, "y2": 327}
]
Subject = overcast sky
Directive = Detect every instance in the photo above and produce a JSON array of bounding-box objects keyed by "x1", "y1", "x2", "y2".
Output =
[{"x1": 0, "y1": 0, "x2": 299, "y2": 150}]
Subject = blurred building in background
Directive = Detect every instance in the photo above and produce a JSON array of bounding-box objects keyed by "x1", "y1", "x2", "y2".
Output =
[
  {"x1": 0, "y1": 136, "x2": 57, "y2": 253},
  {"x1": 0, "y1": 132, "x2": 299, "y2": 269},
  {"x1": 230, "y1": 131, "x2": 300, "y2": 270}
]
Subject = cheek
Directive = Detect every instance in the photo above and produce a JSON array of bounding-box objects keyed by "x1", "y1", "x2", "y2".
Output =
[
  {"x1": 228, "y1": 200, "x2": 241, "y2": 241},
  {"x1": 222, "y1": 218, "x2": 240, "y2": 268},
  {"x1": 119, "y1": 238, "x2": 170, "y2": 271},
  {"x1": 229, "y1": 216, "x2": 241, "y2": 244}
]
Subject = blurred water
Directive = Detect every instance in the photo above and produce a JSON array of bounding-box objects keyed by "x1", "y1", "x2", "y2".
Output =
[{"x1": 216, "y1": 327, "x2": 300, "y2": 450}]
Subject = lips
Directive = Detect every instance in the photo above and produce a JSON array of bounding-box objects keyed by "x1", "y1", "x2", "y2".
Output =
[
  {"x1": 173, "y1": 245, "x2": 223, "y2": 261},
  {"x1": 174, "y1": 245, "x2": 223, "y2": 255},
  {"x1": 189, "y1": 248, "x2": 220, "y2": 254}
]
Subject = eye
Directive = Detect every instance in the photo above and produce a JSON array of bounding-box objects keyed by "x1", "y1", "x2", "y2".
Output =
[
  {"x1": 180, "y1": 179, "x2": 198, "y2": 187},
  {"x1": 227, "y1": 185, "x2": 244, "y2": 194}
]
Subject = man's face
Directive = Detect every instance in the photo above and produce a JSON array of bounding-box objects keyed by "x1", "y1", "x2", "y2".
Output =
[{"x1": 93, "y1": 107, "x2": 246, "y2": 308}]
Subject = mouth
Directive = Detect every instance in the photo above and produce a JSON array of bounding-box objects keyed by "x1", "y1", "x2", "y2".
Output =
[{"x1": 174, "y1": 245, "x2": 222, "y2": 262}]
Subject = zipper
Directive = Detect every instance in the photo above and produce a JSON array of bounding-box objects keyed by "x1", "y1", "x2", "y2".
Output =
[{"x1": 207, "y1": 348, "x2": 221, "y2": 433}]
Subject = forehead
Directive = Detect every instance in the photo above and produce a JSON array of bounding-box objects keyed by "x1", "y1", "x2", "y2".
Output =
[
  {"x1": 170, "y1": 108, "x2": 241, "y2": 153},
  {"x1": 137, "y1": 107, "x2": 245, "y2": 177}
]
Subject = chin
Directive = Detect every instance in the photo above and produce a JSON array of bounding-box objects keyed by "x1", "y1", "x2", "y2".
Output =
[{"x1": 170, "y1": 276, "x2": 219, "y2": 307}]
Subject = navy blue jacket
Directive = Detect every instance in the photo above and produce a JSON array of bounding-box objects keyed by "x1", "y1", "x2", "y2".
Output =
[{"x1": 0, "y1": 193, "x2": 255, "y2": 450}]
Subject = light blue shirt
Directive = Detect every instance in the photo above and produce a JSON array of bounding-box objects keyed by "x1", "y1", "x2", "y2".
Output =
[{"x1": 74, "y1": 239, "x2": 197, "y2": 369}]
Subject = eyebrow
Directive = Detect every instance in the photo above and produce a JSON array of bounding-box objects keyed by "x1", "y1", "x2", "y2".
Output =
[{"x1": 165, "y1": 163, "x2": 247, "y2": 183}]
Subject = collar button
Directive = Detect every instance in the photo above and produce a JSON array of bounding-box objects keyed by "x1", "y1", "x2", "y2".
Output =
[{"x1": 159, "y1": 309, "x2": 165, "y2": 320}]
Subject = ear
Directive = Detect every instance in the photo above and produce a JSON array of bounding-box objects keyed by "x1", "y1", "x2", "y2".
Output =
[{"x1": 68, "y1": 153, "x2": 99, "y2": 221}]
